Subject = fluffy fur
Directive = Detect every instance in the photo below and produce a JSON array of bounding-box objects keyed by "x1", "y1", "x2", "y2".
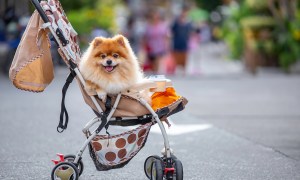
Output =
[{"x1": 79, "y1": 35, "x2": 143, "y2": 97}]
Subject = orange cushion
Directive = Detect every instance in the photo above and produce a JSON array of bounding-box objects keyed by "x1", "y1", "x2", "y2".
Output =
[{"x1": 151, "y1": 87, "x2": 181, "y2": 111}]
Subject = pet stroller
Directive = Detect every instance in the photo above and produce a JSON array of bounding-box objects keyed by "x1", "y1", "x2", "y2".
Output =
[{"x1": 9, "y1": 0, "x2": 188, "y2": 179}]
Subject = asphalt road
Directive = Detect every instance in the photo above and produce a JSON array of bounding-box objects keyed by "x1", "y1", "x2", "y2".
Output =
[{"x1": 1, "y1": 68, "x2": 300, "y2": 180}]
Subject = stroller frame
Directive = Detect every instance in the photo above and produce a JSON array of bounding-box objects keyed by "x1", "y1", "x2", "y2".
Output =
[{"x1": 30, "y1": 0, "x2": 184, "y2": 179}]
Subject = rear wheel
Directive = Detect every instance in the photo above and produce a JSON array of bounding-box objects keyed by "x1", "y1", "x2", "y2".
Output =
[{"x1": 151, "y1": 159, "x2": 163, "y2": 180}]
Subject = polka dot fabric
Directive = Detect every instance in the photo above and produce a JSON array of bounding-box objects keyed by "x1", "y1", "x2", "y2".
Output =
[{"x1": 91, "y1": 122, "x2": 152, "y2": 166}]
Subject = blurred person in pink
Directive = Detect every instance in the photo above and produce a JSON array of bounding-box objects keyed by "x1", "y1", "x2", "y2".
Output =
[
  {"x1": 186, "y1": 27, "x2": 201, "y2": 75},
  {"x1": 143, "y1": 9, "x2": 169, "y2": 73}
]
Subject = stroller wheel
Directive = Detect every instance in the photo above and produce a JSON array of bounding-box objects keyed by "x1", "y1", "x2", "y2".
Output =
[
  {"x1": 151, "y1": 159, "x2": 164, "y2": 180},
  {"x1": 64, "y1": 154, "x2": 84, "y2": 176},
  {"x1": 51, "y1": 162, "x2": 79, "y2": 180},
  {"x1": 144, "y1": 155, "x2": 162, "y2": 179},
  {"x1": 173, "y1": 159, "x2": 183, "y2": 180}
]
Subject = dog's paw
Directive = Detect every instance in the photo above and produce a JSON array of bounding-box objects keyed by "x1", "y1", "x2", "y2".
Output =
[{"x1": 97, "y1": 92, "x2": 107, "y2": 102}]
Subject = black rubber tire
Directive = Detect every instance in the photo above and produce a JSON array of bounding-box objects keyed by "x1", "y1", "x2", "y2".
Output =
[
  {"x1": 173, "y1": 159, "x2": 183, "y2": 180},
  {"x1": 144, "y1": 155, "x2": 162, "y2": 179},
  {"x1": 64, "y1": 154, "x2": 84, "y2": 176},
  {"x1": 51, "y1": 162, "x2": 79, "y2": 180},
  {"x1": 151, "y1": 159, "x2": 164, "y2": 180}
]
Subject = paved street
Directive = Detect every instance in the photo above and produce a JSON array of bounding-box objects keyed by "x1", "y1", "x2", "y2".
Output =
[
  {"x1": 1, "y1": 41, "x2": 300, "y2": 180},
  {"x1": 1, "y1": 64, "x2": 300, "y2": 180}
]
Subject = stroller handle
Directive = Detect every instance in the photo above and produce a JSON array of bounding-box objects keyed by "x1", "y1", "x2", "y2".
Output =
[
  {"x1": 30, "y1": 0, "x2": 69, "y2": 47},
  {"x1": 30, "y1": 0, "x2": 50, "y2": 23}
]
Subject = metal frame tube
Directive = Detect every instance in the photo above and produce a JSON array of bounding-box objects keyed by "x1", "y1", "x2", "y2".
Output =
[
  {"x1": 74, "y1": 94, "x2": 122, "y2": 163},
  {"x1": 82, "y1": 117, "x2": 100, "y2": 134},
  {"x1": 139, "y1": 98, "x2": 172, "y2": 158},
  {"x1": 74, "y1": 128, "x2": 99, "y2": 163},
  {"x1": 30, "y1": 0, "x2": 49, "y2": 23}
]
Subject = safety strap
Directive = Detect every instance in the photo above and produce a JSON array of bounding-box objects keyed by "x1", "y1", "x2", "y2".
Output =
[
  {"x1": 57, "y1": 69, "x2": 76, "y2": 133},
  {"x1": 108, "y1": 115, "x2": 152, "y2": 126},
  {"x1": 96, "y1": 96, "x2": 112, "y2": 134}
]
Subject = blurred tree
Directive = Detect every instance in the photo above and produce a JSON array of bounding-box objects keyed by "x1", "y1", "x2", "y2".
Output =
[
  {"x1": 194, "y1": 0, "x2": 222, "y2": 12},
  {"x1": 60, "y1": 0, "x2": 96, "y2": 11},
  {"x1": 64, "y1": 0, "x2": 120, "y2": 36},
  {"x1": 221, "y1": 0, "x2": 300, "y2": 72},
  {"x1": 268, "y1": 0, "x2": 300, "y2": 71}
]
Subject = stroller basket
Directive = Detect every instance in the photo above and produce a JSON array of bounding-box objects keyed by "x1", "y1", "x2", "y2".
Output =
[{"x1": 88, "y1": 122, "x2": 152, "y2": 171}]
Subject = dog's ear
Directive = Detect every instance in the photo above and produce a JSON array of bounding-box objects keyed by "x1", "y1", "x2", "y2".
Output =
[
  {"x1": 92, "y1": 37, "x2": 103, "y2": 47},
  {"x1": 115, "y1": 35, "x2": 126, "y2": 47}
]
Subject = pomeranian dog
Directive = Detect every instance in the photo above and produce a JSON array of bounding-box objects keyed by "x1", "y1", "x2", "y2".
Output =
[{"x1": 79, "y1": 34, "x2": 144, "y2": 100}]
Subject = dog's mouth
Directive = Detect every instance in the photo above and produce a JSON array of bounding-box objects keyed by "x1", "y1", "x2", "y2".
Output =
[{"x1": 103, "y1": 65, "x2": 118, "y2": 73}]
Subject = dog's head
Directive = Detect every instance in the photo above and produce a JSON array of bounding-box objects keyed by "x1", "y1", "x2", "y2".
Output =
[
  {"x1": 80, "y1": 34, "x2": 143, "y2": 89},
  {"x1": 89, "y1": 35, "x2": 133, "y2": 74}
]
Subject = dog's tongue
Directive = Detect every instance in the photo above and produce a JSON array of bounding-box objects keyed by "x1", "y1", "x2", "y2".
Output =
[{"x1": 105, "y1": 66, "x2": 114, "y2": 72}]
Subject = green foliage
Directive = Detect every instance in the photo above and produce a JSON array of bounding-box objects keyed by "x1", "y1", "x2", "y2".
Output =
[
  {"x1": 221, "y1": 3, "x2": 247, "y2": 59},
  {"x1": 276, "y1": 19, "x2": 300, "y2": 71},
  {"x1": 221, "y1": 0, "x2": 300, "y2": 71},
  {"x1": 60, "y1": 0, "x2": 96, "y2": 11},
  {"x1": 63, "y1": 0, "x2": 120, "y2": 35},
  {"x1": 241, "y1": 16, "x2": 275, "y2": 29},
  {"x1": 245, "y1": 0, "x2": 269, "y2": 11},
  {"x1": 223, "y1": 30, "x2": 244, "y2": 59},
  {"x1": 194, "y1": 0, "x2": 222, "y2": 12}
]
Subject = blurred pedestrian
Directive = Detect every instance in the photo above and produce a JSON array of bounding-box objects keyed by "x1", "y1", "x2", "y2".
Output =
[
  {"x1": 1, "y1": 7, "x2": 22, "y2": 75},
  {"x1": 123, "y1": 15, "x2": 140, "y2": 54},
  {"x1": 171, "y1": 6, "x2": 192, "y2": 75},
  {"x1": 143, "y1": 9, "x2": 169, "y2": 73},
  {"x1": 186, "y1": 27, "x2": 201, "y2": 75}
]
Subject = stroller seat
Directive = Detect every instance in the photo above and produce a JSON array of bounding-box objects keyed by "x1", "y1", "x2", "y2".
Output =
[
  {"x1": 78, "y1": 78, "x2": 187, "y2": 171},
  {"x1": 79, "y1": 77, "x2": 188, "y2": 126}
]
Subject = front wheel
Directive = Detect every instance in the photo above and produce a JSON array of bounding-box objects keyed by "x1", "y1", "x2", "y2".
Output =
[
  {"x1": 144, "y1": 155, "x2": 162, "y2": 179},
  {"x1": 64, "y1": 155, "x2": 84, "y2": 176},
  {"x1": 173, "y1": 159, "x2": 183, "y2": 180},
  {"x1": 51, "y1": 162, "x2": 79, "y2": 180},
  {"x1": 151, "y1": 159, "x2": 163, "y2": 180}
]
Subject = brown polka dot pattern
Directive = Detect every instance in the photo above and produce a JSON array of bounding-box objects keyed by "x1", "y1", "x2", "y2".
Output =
[
  {"x1": 105, "y1": 152, "x2": 116, "y2": 162},
  {"x1": 115, "y1": 138, "x2": 126, "y2": 148},
  {"x1": 118, "y1": 149, "x2": 127, "y2": 159},
  {"x1": 127, "y1": 134, "x2": 136, "y2": 144},
  {"x1": 40, "y1": 0, "x2": 81, "y2": 63},
  {"x1": 91, "y1": 123, "x2": 152, "y2": 166},
  {"x1": 92, "y1": 141, "x2": 102, "y2": 151},
  {"x1": 137, "y1": 137, "x2": 144, "y2": 146},
  {"x1": 138, "y1": 129, "x2": 146, "y2": 138}
]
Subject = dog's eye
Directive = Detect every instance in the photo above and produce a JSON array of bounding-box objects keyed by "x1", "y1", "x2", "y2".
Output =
[
  {"x1": 101, "y1": 54, "x2": 106, "y2": 59},
  {"x1": 113, "y1": 53, "x2": 119, "y2": 58}
]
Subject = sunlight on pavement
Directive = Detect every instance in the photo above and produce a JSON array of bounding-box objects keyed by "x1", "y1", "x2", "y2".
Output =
[{"x1": 150, "y1": 118, "x2": 212, "y2": 136}]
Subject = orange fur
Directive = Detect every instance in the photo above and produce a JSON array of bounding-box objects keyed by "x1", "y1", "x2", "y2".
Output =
[{"x1": 79, "y1": 35, "x2": 143, "y2": 96}]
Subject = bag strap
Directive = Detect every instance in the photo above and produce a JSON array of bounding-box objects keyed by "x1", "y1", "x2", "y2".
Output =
[{"x1": 57, "y1": 69, "x2": 76, "y2": 133}]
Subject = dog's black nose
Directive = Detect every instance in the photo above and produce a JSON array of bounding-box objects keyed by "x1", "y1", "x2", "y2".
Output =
[{"x1": 106, "y1": 60, "x2": 112, "y2": 65}]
